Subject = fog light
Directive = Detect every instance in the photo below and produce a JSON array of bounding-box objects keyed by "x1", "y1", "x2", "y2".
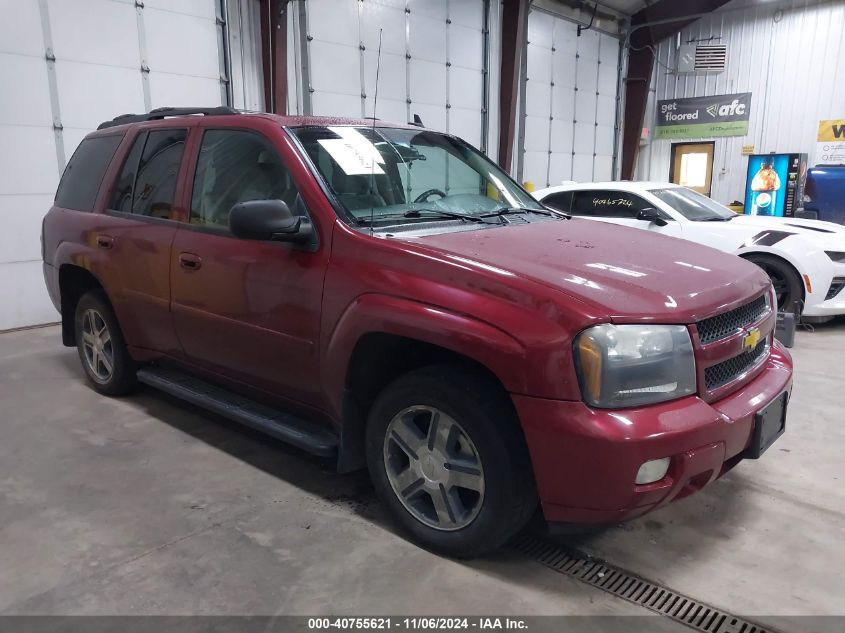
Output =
[{"x1": 635, "y1": 457, "x2": 671, "y2": 485}]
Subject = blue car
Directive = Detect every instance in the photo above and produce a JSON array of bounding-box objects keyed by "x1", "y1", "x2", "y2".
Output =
[{"x1": 801, "y1": 166, "x2": 845, "y2": 224}]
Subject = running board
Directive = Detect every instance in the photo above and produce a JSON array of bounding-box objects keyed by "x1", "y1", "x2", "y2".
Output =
[{"x1": 136, "y1": 367, "x2": 338, "y2": 457}]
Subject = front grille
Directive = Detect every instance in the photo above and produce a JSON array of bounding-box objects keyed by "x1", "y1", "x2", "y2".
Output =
[
  {"x1": 705, "y1": 342, "x2": 769, "y2": 391},
  {"x1": 696, "y1": 295, "x2": 768, "y2": 345}
]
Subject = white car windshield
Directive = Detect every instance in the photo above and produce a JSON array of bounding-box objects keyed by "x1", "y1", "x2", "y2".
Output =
[
  {"x1": 650, "y1": 187, "x2": 735, "y2": 222},
  {"x1": 291, "y1": 125, "x2": 549, "y2": 227}
]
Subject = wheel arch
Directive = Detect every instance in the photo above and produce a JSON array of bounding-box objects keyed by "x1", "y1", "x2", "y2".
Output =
[
  {"x1": 58, "y1": 264, "x2": 109, "y2": 346},
  {"x1": 738, "y1": 250, "x2": 807, "y2": 305}
]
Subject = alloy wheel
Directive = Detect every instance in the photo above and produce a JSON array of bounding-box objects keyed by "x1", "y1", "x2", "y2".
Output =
[
  {"x1": 81, "y1": 308, "x2": 114, "y2": 383},
  {"x1": 383, "y1": 405, "x2": 485, "y2": 531}
]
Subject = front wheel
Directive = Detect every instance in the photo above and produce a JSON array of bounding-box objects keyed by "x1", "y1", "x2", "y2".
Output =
[
  {"x1": 744, "y1": 254, "x2": 804, "y2": 315},
  {"x1": 366, "y1": 365, "x2": 536, "y2": 558},
  {"x1": 74, "y1": 290, "x2": 137, "y2": 396}
]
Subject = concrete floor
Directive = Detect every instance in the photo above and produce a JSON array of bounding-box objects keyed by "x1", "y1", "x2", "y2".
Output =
[{"x1": 1, "y1": 322, "x2": 843, "y2": 626}]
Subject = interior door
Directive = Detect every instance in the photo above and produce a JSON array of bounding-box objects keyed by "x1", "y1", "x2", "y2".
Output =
[
  {"x1": 670, "y1": 142, "x2": 714, "y2": 196},
  {"x1": 169, "y1": 127, "x2": 327, "y2": 406}
]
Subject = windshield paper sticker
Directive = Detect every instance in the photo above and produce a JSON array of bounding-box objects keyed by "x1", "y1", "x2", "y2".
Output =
[{"x1": 320, "y1": 126, "x2": 385, "y2": 175}]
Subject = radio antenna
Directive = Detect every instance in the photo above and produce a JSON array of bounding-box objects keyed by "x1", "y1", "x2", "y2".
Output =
[{"x1": 369, "y1": 28, "x2": 382, "y2": 234}]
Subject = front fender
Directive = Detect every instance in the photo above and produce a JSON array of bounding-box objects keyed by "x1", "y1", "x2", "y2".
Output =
[{"x1": 321, "y1": 293, "x2": 527, "y2": 419}]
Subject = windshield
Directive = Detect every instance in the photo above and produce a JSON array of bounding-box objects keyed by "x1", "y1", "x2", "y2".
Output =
[
  {"x1": 291, "y1": 125, "x2": 546, "y2": 227},
  {"x1": 650, "y1": 187, "x2": 735, "y2": 221}
]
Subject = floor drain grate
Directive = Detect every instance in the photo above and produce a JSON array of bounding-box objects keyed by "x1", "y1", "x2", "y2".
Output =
[{"x1": 513, "y1": 535, "x2": 781, "y2": 633}]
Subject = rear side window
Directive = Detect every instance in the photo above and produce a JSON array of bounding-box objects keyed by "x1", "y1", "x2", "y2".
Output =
[
  {"x1": 109, "y1": 129, "x2": 187, "y2": 220},
  {"x1": 571, "y1": 190, "x2": 650, "y2": 218},
  {"x1": 543, "y1": 191, "x2": 573, "y2": 213},
  {"x1": 55, "y1": 135, "x2": 122, "y2": 212}
]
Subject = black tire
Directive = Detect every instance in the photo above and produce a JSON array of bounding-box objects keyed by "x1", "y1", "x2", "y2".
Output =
[
  {"x1": 74, "y1": 290, "x2": 137, "y2": 396},
  {"x1": 744, "y1": 253, "x2": 804, "y2": 315},
  {"x1": 365, "y1": 364, "x2": 537, "y2": 558}
]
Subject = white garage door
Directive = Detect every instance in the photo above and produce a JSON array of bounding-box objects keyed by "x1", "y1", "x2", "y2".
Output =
[
  {"x1": 303, "y1": 0, "x2": 487, "y2": 149},
  {"x1": 0, "y1": 0, "x2": 248, "y2": 331},
  {"x1": 519, "y1": 9, "x2": 619, "y2": 188}
]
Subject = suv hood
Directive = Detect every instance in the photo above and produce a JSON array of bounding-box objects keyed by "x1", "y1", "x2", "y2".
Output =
[{"x1": 409, "y1": 219, "x2": 769, "y2": 323}]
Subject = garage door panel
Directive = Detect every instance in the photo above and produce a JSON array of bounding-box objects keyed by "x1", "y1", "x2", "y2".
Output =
[
  {"x1": 552, "y1": 59, "x2": 576, "y2": 89},
  {"x1": 554, "y1": 22, "x2": 578, "y2": 58},
  {"x1": 599, "y1": 34, "x2": 618, "y2": 64},
  {"x1": 577, "y1": 66, "x2": 598, "y2": 95},
  {"x1": 312, "y1": 91, "x2": 361, "y2": 119},
  {"x1": 596, "y1": 94, "x2": 616, "y2": 127},
  {"x1": 309, "y1": 0, "x2": 359, "y2": 46},
  {"x1": 408, "y1": 0, "x2": 447, "y2": 21},
  {"x1": 0, "y1": 194, "x2": 54, "y2": 264},
  {"x1": 450, "y1": 0, "x2": 482, "y2": 29},
  {"x1": 523, "y1": 151, "x2": 549, "y2": 187},
  {"x1": 524, "y1": 116, "x2": 550, "y2": 152},
  {"x1": 149, "y1": 73, "x2": 221, "y2": 110},
  {"x1": 550, "y1": 118, "x2": 574, "y2": 153},
  {"x1": 595, "y1": 124, "x2": 615, "y2": 156},
  {"x1": 311, "y1": 41, "x2": 361, "y2": 94},
  {"x1": 450, "y1": 25, "x2": 482, "y2": 70},
  {"x1": 572, "y1": 153, "x2": 594, "y2": 181},
  {"x1": 548, "y1": 152, "x2": 572, "y2": 186},
  {"x1": 575, "y1": 90, "x2": 596, "y2": 121},
  {"x1": 0, "y1": 261, "x2": 58, "y2": 331},
  {"x1": 577, "y1": 29, "x2": 600, "y2": 62},
  {"x1": 449, "y1": 107, "x2": 481, "y2": 148},
  {"x1": 0, "y1": 55, "x2": 52, "y2": 127},
  {"x1": 526, "y1": 44, "x2": 551, "y2": 81},
  {"x1": 594, "y1": 155, "x2": 613, "y2": 181},
  {"x1": 598, "y1": 62, "x2": 617, "y2": 95},
  {"x1": 48, "y1": 0, "x2": 138, "y2": 68},
  {"x1": 145, "y1": 8, "x2": 218, "y2": 78},
  {"x1": 410, "y1": 14, "x2": 447, "y2": 63},
  {"x1": 525, "y1": 80, "x2": 551, "y2": 117},
  {"x1": 145, "y1": 0, "x2": 215, "y2": 19},
  {"x1": 363, "y1": 50, "x2": 406, "y2": 102},
  {"x1": 527, "y1": 14, "x2": 553, "y2": 48},
  {"x1": 56, "y1": 61, "x2": 144, "y2": 130},
  {"x1": 0, "y1": 0, "x2": 43, "y2": 57},
  {"x1": 362, "y1": 4, "x2": 405, "y2": 55},
  {"x1": 366, "y1": 97, "x2": 407, "y2": 126},
  {"x1": 552, "y1": 85, "x2": 575, "y2": 120},
  {"x1": 573, "y1": 122, "x2": 594, "y2": 152},
  {"x1": 0, "y1": 126, "x2": 59, "y2": 195},
  {"x1": 449, "y1": 66, "x2": 482, "y2": 110},
  {"x1": 410, "y1": 59, "x2": 447, "y2": 106}
]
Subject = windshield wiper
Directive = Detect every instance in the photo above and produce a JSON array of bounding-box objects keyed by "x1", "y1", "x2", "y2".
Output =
[
  {"x1": 402, "y1": 209, "x2": 491, "y2": 223},
  {"x1": 482, "y1": 206, "x2": 569, "y2": 219}
]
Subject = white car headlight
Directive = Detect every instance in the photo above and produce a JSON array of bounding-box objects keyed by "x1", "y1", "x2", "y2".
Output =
[{"x1": 574, "y1": 324, "x2": 697, "y2": 408}]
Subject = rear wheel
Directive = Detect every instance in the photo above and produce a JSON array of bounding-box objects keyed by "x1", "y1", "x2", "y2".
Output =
[
  {"x1": 74, "y1": 290, "x2": 136, "y2": 395},
  {"x1": 744, "y1": 254, "x2": 803, "y2": 315},
  {"x1": 366, "y1": 365, "x2": 536, "y2": 558}
]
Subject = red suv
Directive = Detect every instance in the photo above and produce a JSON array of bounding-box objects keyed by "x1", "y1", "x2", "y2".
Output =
[{"x1": 42, "y1": 107, "x2": 793, "y2": 557}]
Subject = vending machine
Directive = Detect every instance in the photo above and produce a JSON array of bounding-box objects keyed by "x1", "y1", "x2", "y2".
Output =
[{"x1": 744, "y1": 153, "x2": 808, "y2": 217}]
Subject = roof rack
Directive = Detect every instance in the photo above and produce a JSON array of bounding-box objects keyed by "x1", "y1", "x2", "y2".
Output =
[{"x1": 97, "y1": 106, "x2": 239, "y2": 130}]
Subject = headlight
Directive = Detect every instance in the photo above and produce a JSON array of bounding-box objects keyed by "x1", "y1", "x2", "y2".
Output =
[{"x1": 574, "y1": 324, "x2": 696, "y2": 408}]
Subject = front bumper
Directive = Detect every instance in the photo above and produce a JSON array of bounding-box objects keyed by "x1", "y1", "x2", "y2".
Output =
[{"x1": 514, "y1": 342, "x2": 793, "y2": 525}]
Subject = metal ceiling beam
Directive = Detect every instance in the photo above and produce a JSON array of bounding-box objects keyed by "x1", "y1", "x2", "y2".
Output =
[
  {"x1": 498, "y1": 0, "x2": 530, "y2": 171},
  {"x1": 619, "y1": 0, "x2": 732, "y2": 180}
]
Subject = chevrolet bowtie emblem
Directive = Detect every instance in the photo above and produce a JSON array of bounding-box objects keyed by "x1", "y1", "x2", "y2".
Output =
[{"x1": 743, "y1": 328, "x2": 762, "y2": 352}]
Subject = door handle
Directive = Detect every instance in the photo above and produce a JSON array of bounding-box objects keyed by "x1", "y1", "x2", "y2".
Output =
[
  {"x1": 178, "y1": 252, "x2": 202, "y2": 271},
  {"x1": 96, "y1": 234, "x2": 114, "y2": 249}
]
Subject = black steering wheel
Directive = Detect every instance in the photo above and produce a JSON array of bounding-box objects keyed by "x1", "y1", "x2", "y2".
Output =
[{"x1": 413, "y1": 188, "x2": 447, "y2": 203}]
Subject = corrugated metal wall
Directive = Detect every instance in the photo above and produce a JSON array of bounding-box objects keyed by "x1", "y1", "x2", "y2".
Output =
[{"x1": 637, "y1": 0, "x2": 845, "y2": 205}]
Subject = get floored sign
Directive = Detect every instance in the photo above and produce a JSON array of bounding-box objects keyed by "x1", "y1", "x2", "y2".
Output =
[{"x1": 655, "y1": 93, "x2": 752, "y2": 139}]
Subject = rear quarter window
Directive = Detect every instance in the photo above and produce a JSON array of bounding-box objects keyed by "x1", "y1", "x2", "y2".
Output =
[{"x1": 55, "y1": 135, "x2": 123, "y2": 212}]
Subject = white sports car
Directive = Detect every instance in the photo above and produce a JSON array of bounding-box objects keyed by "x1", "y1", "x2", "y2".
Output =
[{"x1": 533, "y1": 181, "x2": 845, "y2": 320}]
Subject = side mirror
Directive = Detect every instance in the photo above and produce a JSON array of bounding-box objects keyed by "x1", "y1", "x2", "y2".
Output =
[
  {"x1": 637, "y1": 207, "x2": 668, "y2": 226},
  {"x1": 229, "y1": 199, "x2": 313, "y2": 244}
]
